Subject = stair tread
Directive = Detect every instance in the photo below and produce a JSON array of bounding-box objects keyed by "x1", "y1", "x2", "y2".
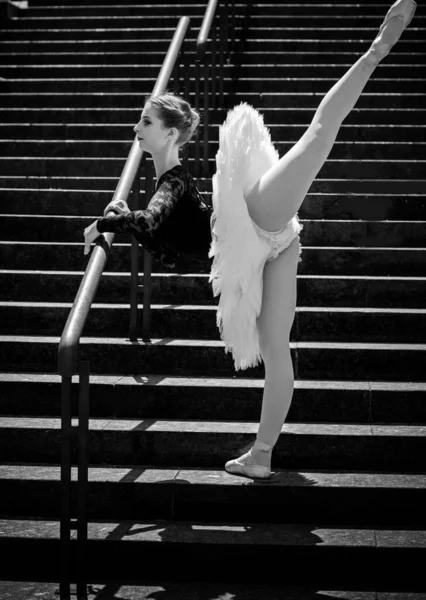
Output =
[
  {"x1": 1, "y1": 464, "x2": 426, "y2": 489},
  {"x1": 1, "y1": 517, "x2": 425, "y2": 548},
  {"x1": 1, "y1": 416, "x2": 425, "y2": 437}
]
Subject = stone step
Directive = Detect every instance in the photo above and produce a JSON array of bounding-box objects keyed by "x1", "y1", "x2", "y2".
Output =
[
  {"x1": 1, "y1": 372, "x2": 425, "y2": 424},
  {"x1": 0, "y1": 38, "x2": 424, "y2": 54},
  {"x1": 9, "y1": 15, "x2": 426, "y2": 29},
  {"x1": 1, "y1": 139, "x2": 424, "y2": 161},
  {"x1": 2, "y1": 123, "x2": 424, "y2": 143},
  {"x1": 0, "y1": 157, "x2": 424, "y2": 178},
  {"x1": 2, "y1": 302, "x2": 426, "y2": 344},
  {"x1": 1, "y1": 518, "x2": 424, "y2": 587},
  {"x1": 1, "y1": 107, "x2": 425, "y2": 126},
  {"x1": 0, "y1": 38, "x2": 422, "y2": 54},
  {"x1": 1, "y1": 77, "x2": 423, "y2": 94},
  {"x1": 0, "y1": 25, "x2": 422, "y2": 41},
  {"x1": 22, "y1": 3, "x2": 426, "y2": 17},
  {"x1": 1, "y1": 464, "x2": 426, "y2": 525},
  {"x1": 1, "y1": 177, "x2": 424, "y2": 195},
  {"x1": 1, "y1": 335, "x2": 426, "y2": 381},
  {"x1": 1, "y1": 190, "x2": 426, "y2": 221},
  {"x1": 2, "y1": 91, "x2": 425, "y2": 109},
  {"x1": 2, "y1": 242, "x2": 426, "y2": 276},
  {"x1": 2, "y1": 270, "x2": 425, "y2": 309},
  {"x1": 2, "y1": 63, "x2": 426, "y2": 79},
  {"x1": 2, "y1": 51, "x2": 426, "y2": 67},
  {"x1": 3, "y1": 215, "x2": 426, "y2": 248},
  {"x1": 1, "y1": 417, "x2": 426, "y2": 471}
]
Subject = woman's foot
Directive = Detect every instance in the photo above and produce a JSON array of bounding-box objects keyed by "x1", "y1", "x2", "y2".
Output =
[
  {"x1": 225, "y1": 437, "x2": 273, "y2": 480},
  {"x1": 365, "y1": 0, "x2": 417, "y2": 65}
]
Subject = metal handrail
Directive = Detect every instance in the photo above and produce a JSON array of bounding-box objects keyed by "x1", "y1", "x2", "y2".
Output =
[{"x1": 58, "y1": 17, "x2": 191, "y2": 600}]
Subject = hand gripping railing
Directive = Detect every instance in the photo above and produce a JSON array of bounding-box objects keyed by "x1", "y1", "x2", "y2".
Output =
[
  {"x1": 57, "y1": 17, "x2": 191, "y2": 600},
  {"x1": 131, "y1": 0, "x2": 236, "y2": 344}
]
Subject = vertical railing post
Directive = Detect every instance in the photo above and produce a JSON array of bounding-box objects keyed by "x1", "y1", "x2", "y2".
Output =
[
  {"x1": 219, "y1": 2, "x2": 225, "y2": 108},
  {"x1": 203, "y1": 60, "x2": 210, "y2": 177},
  {"x1": 211, "y1": 21, "x2": 216, "y2": 110},
  {"x1": 60, "y1": 375, "x2": 72, "y2": 600},
  {"x1": 194, "y1": 59, "x2": 201, "y2": 178},
  {"x1": 142, "y1": 160, "x2": 154, "y2": 340},
  {"x1": 76, "y1": 361, "x2": 90, "y2": 599},
  {"x1": 129, "y1": 161, "x2": 141, "y2": 340}
]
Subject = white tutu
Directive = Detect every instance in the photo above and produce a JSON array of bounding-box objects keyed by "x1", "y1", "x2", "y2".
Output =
[{"x1": 208, "y1": 102, "x2": 303, "y2": 371}]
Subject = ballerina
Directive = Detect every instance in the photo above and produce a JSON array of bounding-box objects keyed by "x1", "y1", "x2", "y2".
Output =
[{"x1": 84, "y1": 0, "x2": 417, "y2": 479}]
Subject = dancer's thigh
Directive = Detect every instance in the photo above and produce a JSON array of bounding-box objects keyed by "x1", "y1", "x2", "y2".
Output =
[
  {"x1": 245, "y1": 123, "x2": 338, "y2": 232},
  {"x1": 257, "y1": 236, "x2": 300, "y2": 360}
]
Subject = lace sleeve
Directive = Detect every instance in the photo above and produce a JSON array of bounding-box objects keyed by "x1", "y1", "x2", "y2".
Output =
[{"x1": 96, "y1": 174, "x2": 186, "y2": 236}]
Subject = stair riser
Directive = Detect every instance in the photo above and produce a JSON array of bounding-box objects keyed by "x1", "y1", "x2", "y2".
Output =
[
  {"x1": 1, "y1": 108, "x2": 423, "y2": 126},
  {"x1": 2, "y1": 92, "x2": 425, "y2": 109},
  {"x1": 2, "y1": 124, "x2": 424, "y2": 143},
  {"x1": 11, "y1": 15, "x2": 425, "y2": 28},
  {"x1": 2, "y1": 79, "x2": 423, "y2": 94},
  {"x1": 2, "y1": 245, "x2": 425, "y2": 275},
  {"x1": 1, "y1": 478, "x2": 425, "y2": 525},
  {"x1": 1, "y1": 27, "x2": 422, "y2": 41},
  {"x1": 2, "y1": 52, "x2": 426, "y2": 66},
  {"x1": 2, "y1": 65, "x2": 426, "y2": 79},
  {"x1": 1, "y1": 305, "x2": 425, "y2": 343},
  {"x1": 0, "y1": 158, "x2": 423, "y2": 178},
  {"x1": 0, "y1": 536, "x2": 424, "y2": 588},
  {"x1": 2, "y1": 271, "x2": 425, "y2": 308},
  {"x1": 2, "y1": 190, "x2": 426, "y2": 221},
  {"x1": 3, "y1": 217, "x2": 426, "y2": 248},
  {"x1": 1, "y1": 377, "x2": 424, "y2": 423},
  {"x1": 1, "y1": 341, "x2": 426, "y2": 381},
  {"x1": 0, "y1": 40, "x2": 422, "y2": 53},
  {"x1": 1, "y1": 426, "x2": 426, "y2": 470}
]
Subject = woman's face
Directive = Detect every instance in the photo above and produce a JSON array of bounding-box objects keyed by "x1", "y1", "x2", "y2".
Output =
[{"x1": 134, "y1": 105, "x2": 176, "y2": 154}]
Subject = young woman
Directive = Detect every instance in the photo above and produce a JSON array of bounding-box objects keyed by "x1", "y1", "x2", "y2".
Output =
[{"x1": 84, "y1": 0, "x2": 417, "y2": 479}]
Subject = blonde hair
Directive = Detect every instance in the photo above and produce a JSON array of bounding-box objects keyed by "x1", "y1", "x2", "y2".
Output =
[{"x1": 144, "y1": 90, "x2": 201, "y2": 152}]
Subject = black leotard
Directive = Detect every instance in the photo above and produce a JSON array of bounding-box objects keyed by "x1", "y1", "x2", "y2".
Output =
[{"x1": 96, "y1": 165, "x2": 213, "y2": 269}]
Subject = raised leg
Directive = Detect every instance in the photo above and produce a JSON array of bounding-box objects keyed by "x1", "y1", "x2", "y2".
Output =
[{"x1": 244, "y1": 0, "x2": 416, "y2": 232}]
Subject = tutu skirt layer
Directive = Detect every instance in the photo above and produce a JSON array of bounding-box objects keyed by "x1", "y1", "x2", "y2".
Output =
[{"x1": 208, "y1": 102, "x2": 303, "y2": 371}]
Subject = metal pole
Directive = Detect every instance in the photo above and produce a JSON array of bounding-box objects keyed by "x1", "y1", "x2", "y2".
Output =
[
  {"x1": 76, "y1": 361, "x2": 90, "y2": 599},
  {"x1": 203, "y1": 62, "x2": 210, "y2": 177},
  {"x1": 60, "y1": 376, "x2": 72, "y2": 600},
  {"x1": 194, "y1": 60, "x2": 200, "y2": 178},
  {"x1": 212, "y1": 21, "x2": 216, "y2": 110},
  {"x1": 142, "y1": 160, "x2": 153, "y2": 340},
  {"x1": 129, "y1": 162, "x2": 141, "y2": 340}
]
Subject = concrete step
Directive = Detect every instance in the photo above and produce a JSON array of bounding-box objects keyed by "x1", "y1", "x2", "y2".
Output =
[
  {"x1": 2, "y1": 241, "x2": 426, "y2": 275},
  {"x1": 1, "y1": 518, "x2": 425, "y2": 587},
  {"x1": 1, "y1": 372, "x2": 425, "y2": 424},
  {"x1": 3, "y1": 215, "x2": 426, "y2": 248},
  {"x1": 1, "y1": 139, "x2": 424, "y2": 161},
  {"x1": 1, "y1": 107, "x2": 424, "y2": 126},
  {"x1": 1, "y1": 335, "x2": 426, "y2": 381},
  {"x1": 2, "y1": 122, "x2": 425, "y2": 143},
  {"x1": 0, "y1": 37, "x2": 422, "y2": 54},
  {"x1": 2, "y1": 51, "x2": 426, "y2": 67},
  {"x1": 2, "y1": 63, "x2": 426, "y2": 79},
  {"x1": 1, "y1": 417, "x2": 426, "y2": 471},
  {"x1": 0, "y1": 157, "x2": 424, "y2": 178},
  {"x1": 1, "y1": 464, "x2": 425, "y2": 525},
  {"x1": 1, "y1": 190, "x2": 426, "y2": 221},
  {"x1": 22, "y1": 3, "x2": 426, "y2": 17},
  {"x1": 2, "y1": 270, "x2": 425, "y2": 309},
  {"x1": 2, "y1": 91, "x2": 425, "y2": 109},
  {"x1": 2, "y1": 302, "x2": 426, "y2": 344},
  {"x1": 9, "y1": 14, "x2": 426, "y2": 29},
  {"x1": 1, "y1": 77, "x2": 423, "y2": 94},
  {"x1": 1, "y1": 177, "x2": 424, "y2": 195},
  {"x1": 0, "y1": 24, "x2": 423, "y2": 41}
]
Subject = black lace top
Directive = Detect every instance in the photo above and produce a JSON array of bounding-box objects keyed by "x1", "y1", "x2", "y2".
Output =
[{"x1": 96, "y1": 165, "x2": 214, "y2": 269}]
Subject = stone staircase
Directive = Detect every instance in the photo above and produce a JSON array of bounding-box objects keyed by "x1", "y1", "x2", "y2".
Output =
[{"x1": 1, "y1": 0, "x2": 426, "y2": 596}]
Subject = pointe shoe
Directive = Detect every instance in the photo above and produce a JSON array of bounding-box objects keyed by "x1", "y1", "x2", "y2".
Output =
[
  {"x1": 225, "y1": 438, "x2": 273, "y2": 480},
  {"x1": 366, "y1": 0, "x2": 417, "y2": 64}
]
